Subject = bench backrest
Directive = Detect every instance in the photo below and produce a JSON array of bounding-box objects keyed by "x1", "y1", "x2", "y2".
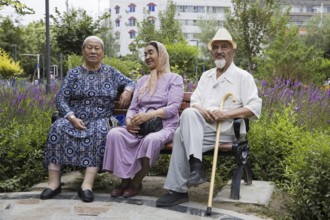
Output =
[{"x1": 114, "y1": 92, "x2": 193, "y2": 116}]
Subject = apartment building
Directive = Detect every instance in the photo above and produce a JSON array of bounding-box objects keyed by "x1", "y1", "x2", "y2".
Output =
[
  {"x1": 109, "y1": 0, "x2": 232, "y2": 56},
  {"x1": 281, "y1": 0, "x2": 330, "y2": 26},
  {"x1": 108, "y1": 0, "x2": 330, "y2": 56}
]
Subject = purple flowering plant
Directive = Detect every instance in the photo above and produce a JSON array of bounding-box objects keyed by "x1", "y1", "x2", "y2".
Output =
[
  {"x1": 259, "y1": 77, "x2": 329, "y2": 132},
  {"x1": 0, "y1": 83, "x2": 58, "y2": 126}
]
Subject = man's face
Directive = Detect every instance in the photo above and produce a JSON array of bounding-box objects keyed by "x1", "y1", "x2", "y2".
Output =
[
  {"x1": 211, "y1": 41, "x2": 235, "y2": 70},
  {"x1": 82, "y1": 40, "x2": 104, "y2": 66}
]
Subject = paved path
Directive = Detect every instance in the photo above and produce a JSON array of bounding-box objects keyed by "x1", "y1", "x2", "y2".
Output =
[
  {"x1": 0, "y1": 192, "x2": 265, "y2": 220},
  {"x1": 0, "y1": 172, "x2": 274, "y2": 220}
]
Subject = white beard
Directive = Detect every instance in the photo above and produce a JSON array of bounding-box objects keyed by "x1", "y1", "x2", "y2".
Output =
[{"x1": 214, "y1": 59, "x2": 226, "y2": 69}]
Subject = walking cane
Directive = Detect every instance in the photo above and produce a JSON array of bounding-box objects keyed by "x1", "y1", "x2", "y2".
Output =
[{"x1": 205, "y1": 93, "x2": 236, "y2": 216}]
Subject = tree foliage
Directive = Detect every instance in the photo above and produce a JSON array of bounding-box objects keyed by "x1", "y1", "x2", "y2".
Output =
[
  {"x1": 225, "y1": 0, "x2": 281, "y2": 73},
  {"x1": 302, "y1": 14, "x2": 330, "y2": 59},
  {"x1": 166, "y1": 43, "x2": 198, "y2": 77},
  {"x1": 157, "y1": 0, "x2": 185, "y2": 44},
  {"x1": 0, "y1": 47, "x2": 23, "y2": 79},
  {"x1": 51, "y1": 8, "x2": 105, "y2": 56},
  {"x1": 196, "y1": 18, "x2": 219, "y2": 60},
  {"x1": 98, "y1": 16, "x2": 119, "y2": 58},
  {"x1": 135, "y1": 0, "x2": 184, "y2": 48},
  {"x1": 0, "y1": 0, "x2": 34, "y2": 15},
  {"x1": 135, "y1": 8, "x2": 158, "y2": 49},
  {"x1": 0, "y1": 16, "x2": 23, "y2": 60},
  {"x1": 254, "y1": 26, "x2": 330, "y2": 85}
]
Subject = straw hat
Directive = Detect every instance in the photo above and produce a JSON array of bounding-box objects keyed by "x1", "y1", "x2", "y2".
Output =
[{"x1": 207, "y1": 28, "x2": 237, "y2": 50}]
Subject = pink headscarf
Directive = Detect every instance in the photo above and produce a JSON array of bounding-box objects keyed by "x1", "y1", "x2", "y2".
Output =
[{"x1": 138, "y1": 41, "x2": 170, "y2": 99}]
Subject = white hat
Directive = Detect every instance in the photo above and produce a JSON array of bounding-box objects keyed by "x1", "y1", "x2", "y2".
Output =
[{"x1": 207, "y1": 28, "x2": 237, "y2": 50}]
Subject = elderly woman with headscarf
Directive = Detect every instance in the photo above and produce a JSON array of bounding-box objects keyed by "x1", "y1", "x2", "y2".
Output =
[
  {"x1": 102, "y1": 41, "x2": 184, "y2": 198},
  {"x1": 40, "y1": 36, "x2": 136, "y2": 202}
]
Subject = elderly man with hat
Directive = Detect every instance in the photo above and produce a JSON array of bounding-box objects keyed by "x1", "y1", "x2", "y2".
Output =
[{"x1": 156, "y1": 28, "x2": 262, "y2": 207}]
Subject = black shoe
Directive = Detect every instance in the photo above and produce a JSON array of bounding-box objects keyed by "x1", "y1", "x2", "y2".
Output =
[
  {"x1": 156, "y1": 190, "x2": 189, "y2": 207},
  {"x1": 78, "y1": 188, "x2": 94, "y2": 202},
  {"x1": 187, "y1": 168, "x2": 207, "y2": 188},
  {"x1": 187, "y1": 157, "x2": 207, "y2": 188},
  {"x1": 40, "y1": 186, "x2": 62, "y2": 200}
]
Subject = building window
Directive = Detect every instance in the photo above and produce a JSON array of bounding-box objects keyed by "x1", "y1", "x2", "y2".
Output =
[
  {"x1": 115, "y1": 19, "x2": 120, "y2": 27},
  {"x1": 129, "y1": 30, "x2": 136, "y2": 38},
  {"x1": 128, "y1": 3, "x2": 136, "y2": 13},
  {"x1": 147, "y1": 2, "x2": 156, "y2": 12},
  {"x1": 115, "y1": 5, "x2": 120, "y2": 14},
  {"x1": 128, "y1": 17, "x2": 136, "y2": 26}
]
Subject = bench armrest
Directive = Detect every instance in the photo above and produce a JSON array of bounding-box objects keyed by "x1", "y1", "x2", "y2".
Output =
[{"x1": 233, "y1": 118, "x2": 249, "y2": 142}]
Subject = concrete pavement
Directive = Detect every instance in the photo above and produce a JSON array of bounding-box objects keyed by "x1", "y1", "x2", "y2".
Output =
[
  {"x1": 0, "y1": 192, "x2": 268, "y2": 220},
  {"x1": 0, "y1": 172, "x2": 274, "y2": 220}
]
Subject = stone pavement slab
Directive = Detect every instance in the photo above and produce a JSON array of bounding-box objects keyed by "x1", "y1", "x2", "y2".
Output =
[
  {"x1": 0, "y1": 192, "x2": 267, "y2": 220},
  {"x1": 214, "y1": 180, "x2": 275, "y2": 207}
]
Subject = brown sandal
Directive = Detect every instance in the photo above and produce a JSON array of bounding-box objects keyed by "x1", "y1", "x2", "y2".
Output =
[
  {"x1": 122, "y1": 183, "x2": 142, "y2": 198},
  {"x1": 111, "y1": 179, "x2": 131, "y2": 197}
]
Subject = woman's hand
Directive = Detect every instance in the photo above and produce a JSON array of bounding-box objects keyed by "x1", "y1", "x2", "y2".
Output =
[
  {"x1": 119, "y1": 90, "x2": 132, "y2": 108},
  {"x1": 130, "y1": 112, "x2": 151, "y2": 126},
  {"x1": 125, "y1": 118, "x2": 140, "y2": 134},
  {"x1": 68, "y1": 116, "x2": 86, "y2": 130}
]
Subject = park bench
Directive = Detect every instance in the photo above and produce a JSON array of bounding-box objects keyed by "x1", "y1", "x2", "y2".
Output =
[
  {"x1": 52, "y1": 92, "x2": 252, "y2": 200},
  {"x1": 113, "y1": 92, "x2": 252, "y2": 200}
]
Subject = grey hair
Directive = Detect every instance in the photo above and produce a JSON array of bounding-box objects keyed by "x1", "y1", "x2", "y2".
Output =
[{"x1": 82, "y1": 36, "x2": 104, "y2": 50}]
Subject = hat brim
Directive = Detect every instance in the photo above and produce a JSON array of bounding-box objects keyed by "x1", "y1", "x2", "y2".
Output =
[{"x1": 207, "y1": 40, "x2": 237, "y2": 50}]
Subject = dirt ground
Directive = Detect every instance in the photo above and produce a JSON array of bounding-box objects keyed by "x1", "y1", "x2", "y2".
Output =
[{"x1": 90, "y1": 174, "x2": 287, "y2": 220}]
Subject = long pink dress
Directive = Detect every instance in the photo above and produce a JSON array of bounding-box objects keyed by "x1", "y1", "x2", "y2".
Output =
[{"x1": 102, "y1": 72, "x2": 184, "y2": 178}]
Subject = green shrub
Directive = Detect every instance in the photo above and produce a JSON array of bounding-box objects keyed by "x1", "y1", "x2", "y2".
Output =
[
  {"x1": 0, "y1": 48, "x2": 23, "y2": 79},
  {"x1": 102, "y1": 56, "x2": 142, "y2": 79},
  {"x1": 249, "y1": 101, "x2": 330, "y2": 219},
  {"x1": 249, "y1": 105, "x2": 302, "y2": 183},
  {"x1": 0, "y1": 85, "x2": 56, "y2": 191},
  {"x1": 66, "y1": 54, "x2": 83, "y2": 70},
  {"x1": 283, "y1": 130, "x2": 330, "y2": 219},
  {"x1": 65, "y1": 54, "x2": 142, "y2": 79}
]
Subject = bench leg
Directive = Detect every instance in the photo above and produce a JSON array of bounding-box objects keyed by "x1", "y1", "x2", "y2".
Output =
[
  {"x1": 230, "y1": 165, "x2": 243, "y2": 200},
  {"x1": 243, "y1": 162, "x2": 252, "y2": 185}
]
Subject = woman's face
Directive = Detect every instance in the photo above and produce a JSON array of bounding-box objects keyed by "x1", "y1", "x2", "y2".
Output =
[
  {"x1": 82, "y1": 39, "x2": 104, "y2": 66},
  {"x1": 144, "y1": 44, "x2": 159, "y2": 70}
]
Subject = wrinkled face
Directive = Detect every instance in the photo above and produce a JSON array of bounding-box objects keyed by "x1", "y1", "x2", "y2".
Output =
[
  {"x1": 144, "y1": 45, "x2": 159, "y2": 70},
  {"x1": 211, "y1": 41, "x2": 235, "y2": 70},
  {"x1": 82, "y1": 39, "x2": 104, "y2": 66}
]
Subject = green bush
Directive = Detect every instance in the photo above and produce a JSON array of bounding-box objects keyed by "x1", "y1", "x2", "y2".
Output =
[
  {"x1": 102, "y1": 57, "x2": 142, "y2": 79},
  {"x1": 249, "y1": 105, "x2": 302, "y2": 183},
  {"x1": 0, "y1": 85, "x2": 56, "y2": 192},
  {"x1": 0, "y1": 48, "x2": 23, "y2": 79},
  {"x1": 249, "y1": 101, "x2": 330, "y2": 219},
  {"x1": 65, "y1": 54, "x2": 142, "y2": 79},
  {"x1": 283, "y1": 130, "x2": 330, "y2": 219}
]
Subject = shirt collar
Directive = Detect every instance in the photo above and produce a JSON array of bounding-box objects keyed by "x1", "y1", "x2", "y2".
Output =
[{"x1": 206, "y1": 62, "x2": 236, "y2": 83}]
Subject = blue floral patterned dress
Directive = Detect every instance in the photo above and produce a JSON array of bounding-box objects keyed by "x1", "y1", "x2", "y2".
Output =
[{"x1": 43, "y1": 64, "x2": 135, "y2": 168}]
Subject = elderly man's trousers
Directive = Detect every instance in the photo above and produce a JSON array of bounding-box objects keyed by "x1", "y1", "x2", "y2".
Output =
[{"x1": 163, "y1": 108, "x2": 231, "y2": 193}]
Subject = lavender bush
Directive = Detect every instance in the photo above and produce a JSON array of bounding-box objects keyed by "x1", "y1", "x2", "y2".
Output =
[
  {"x1": 259, "y1": 78, "x2": 329, "y2": 132},
  {"x1": 249, "y1": 78, "x2": 330, "y2": 219},
  {"x1": 0, "y1": 81, "x2": 59, "y2": 191}
]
